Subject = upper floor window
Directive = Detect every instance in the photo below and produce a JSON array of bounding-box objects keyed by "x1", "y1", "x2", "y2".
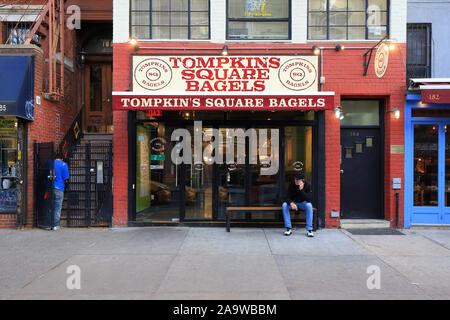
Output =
[
  {"x1": 407, "y1": 23, "x2": 432, "y2": 80},
  {"x1": 227, "y1": 0, "x2": 290, "y2": 40},
  {"x1": 130, "y1": 0, "x2": 210, "y2": 40},
  {"x1": 308, "y1": 0, "x2": 388, "y2": 40},
  {"x1": 4, "y1": 22, "x2": 39, "y2": 45}
]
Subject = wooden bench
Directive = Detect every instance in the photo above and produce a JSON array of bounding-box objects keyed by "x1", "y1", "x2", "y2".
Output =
[{"x1": 225, "y1": 206, "x2": 318, "y2": 232}]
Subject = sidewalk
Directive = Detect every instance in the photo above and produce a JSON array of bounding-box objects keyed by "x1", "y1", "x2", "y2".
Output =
[{"x1": 0, "y1": 227, "x2": 449, "y2": 300}]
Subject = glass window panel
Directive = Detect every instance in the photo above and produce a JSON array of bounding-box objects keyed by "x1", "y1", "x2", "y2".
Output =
[
  {"x1": 329, "y1": 27, "x2": 347, "y2": 39},
  {"x1": 368, "y1": 0, "x2": 387, "y2": 11},
  {"x1": 191, "y1": 12, "x2": 209, "y2": 25},
  {"x1": 152, "y1": 0, "x2": 169, "y2": 11},
  {"x1": 131, "y1": 0, "x2": 150, "y2": 10},
  {"x1": 368, "y1": 25, "x2": 387, "y2": 40},
  {"x1": 0, "y1": 118, "x2": 18, "y2": 212},
  {"x1": 131, "y1": 26, "x2": 150, "y2": 39},
  {"x1": 348, "y1": 0, "x2": 365, "y2": 11},
  {"x1": 229, "y1": 0, "x2": 289, "y2": 19},
  {"x1": 367, "y1": 11, "x2": 387, "y2": 26},
  {"x1": 309, "y1": 12, "x2": 327, "y2": 26},
  {"x1": 170, "y1": 26, "x2": 189, "y2": 39},
  {"x1": 348, "y1": 12, "x2": 366, "y2": 25},
  {"x1": 330, "y1": 12, "x2": 347, "y2": 26},
  {"x1": 308, "y1": 27, "x2": 327, "y2": 40},
  {"x1": 170, "y1": 12, "x2": 188, "y2": 25},
  {"x1": 132, "y1": 12, "x2": 150, "y2": 25},
  {"x1": 414, "y1": 124, "x2": 438, "y2": 207},
  {"x1": 190, "y1": 26, "x2": 209, "y2": 39},
  {"x1": 171, "y1": 0, "x2": 188, "y2": 11},
  {"x1": 309, "y1": 0, "x2": 327, "y2": 11},
  {"x1": 330, "y1": 0, "x2": 347, "y2": 11},
  {"x1": 348, "y1": 26, "x2": 365, "y2": 39},
  {"x1": 152, "y1": 12, "x2": 169, "y2": 25},
  {"x1": 191, "y1": 0, "x2": 209, "y2": 11},
  {"x1": 228, "y1": 21, "x2": 289, "y2": 40},
  {"x1": 135, "y1": 123, "x2": 181, "y2": 222},
  {"x1": 152, "y1": 26, "x2": 170, "y2": 39},
  {"x1": 446, "y1": 126, "x2": 450, "y2": 206},
  {"x1": 341, "y1": 100, "x2": 380, "y2": 126}
]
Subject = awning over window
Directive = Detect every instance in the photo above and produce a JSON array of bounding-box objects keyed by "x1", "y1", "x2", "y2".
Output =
[
  {"x1": 0, "y1": 55, "x2": 35, "y2": 120},
  {"x1": 410, "y1": 78, "x2": 450, "y2": 105}
]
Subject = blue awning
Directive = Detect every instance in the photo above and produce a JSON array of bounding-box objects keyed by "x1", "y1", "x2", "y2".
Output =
[{"x1": 0, "y1": 54, "x2": 35, "y2": 120}]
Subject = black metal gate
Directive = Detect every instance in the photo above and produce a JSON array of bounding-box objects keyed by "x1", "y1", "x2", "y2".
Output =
[
  {"x1": 34, "y1": 141, "x2": 113, "y2": 227},
  {"x1": 34, "y1": 142, "x2": 55, "y2": 228}
]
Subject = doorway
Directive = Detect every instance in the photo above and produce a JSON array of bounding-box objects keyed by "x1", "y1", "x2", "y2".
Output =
[
  {"x1": 84, "y1": 63, "x2": 113, "y2": 133},
  {"x1": 340, "y1": 100, "x2": 383, "y2": 219},
  {"x1": 132, "y1": 112, "x2": 318, "y2": 224}
]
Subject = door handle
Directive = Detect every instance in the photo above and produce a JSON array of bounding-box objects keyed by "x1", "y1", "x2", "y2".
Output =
[{"x1": 340, "y1": 170, "x2": 344, "y2": 174}]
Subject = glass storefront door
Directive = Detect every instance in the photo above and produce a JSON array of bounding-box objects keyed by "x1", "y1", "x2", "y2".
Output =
[
  {"x1": 412, "y1": 122, "x2": 450, "y2": 224},
  {"x1": 135, "y1": 123, "x2": 182, "y2": 222},
  {"x1": 134, "y1": 113, "x2": 316, "y2": 224}
]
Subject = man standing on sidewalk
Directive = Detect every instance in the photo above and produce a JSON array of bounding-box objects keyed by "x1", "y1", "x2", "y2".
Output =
[
  {"x1": 52, "y1": 153, "x2": 69, "y2": 230},
  {"x1": 282, "y1": 173, "x2": 314, "y2": 237}
]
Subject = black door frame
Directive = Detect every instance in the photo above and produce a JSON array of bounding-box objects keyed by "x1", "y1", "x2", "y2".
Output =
[
  {"x1": 340, "y1": 99, "x2": 385, "y2": 220},
  {"x1": 128, "y1": 111, "x2": 326, "y2": 227}
]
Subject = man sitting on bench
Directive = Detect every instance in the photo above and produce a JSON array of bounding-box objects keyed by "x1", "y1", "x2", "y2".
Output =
[{"x1": 282, "y1": 173, "x2": 314, "y2": 237}]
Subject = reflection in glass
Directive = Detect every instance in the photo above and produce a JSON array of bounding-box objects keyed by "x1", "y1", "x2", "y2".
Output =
[
  {"x1": 185, "y1": 126, "x2": 215, "y2": 219},
  {"x1": 414, "y1": 124, "x2": 438, "y2": 207},
  {"x1": 446, "y1": 126, "x2": 450, "y2": 207},
  {"x1": 0, "y1": 118, "x2": 18, "y2": 212},
  {"x1": 135, "y1": 123, "x2": 181, "y2": 221}
]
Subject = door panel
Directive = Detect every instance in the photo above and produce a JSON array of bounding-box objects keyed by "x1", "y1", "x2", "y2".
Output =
[
  {"x1": 85, "y1": 63, "x2": 113, "y2": 133},
  {"x1": 341, "y1": 128, "x2": 382, "y2": 219}
]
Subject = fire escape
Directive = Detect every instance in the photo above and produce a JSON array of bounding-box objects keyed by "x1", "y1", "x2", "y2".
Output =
[{"x1": 6, "y1": 0, "x2": 68, "y2": 102}]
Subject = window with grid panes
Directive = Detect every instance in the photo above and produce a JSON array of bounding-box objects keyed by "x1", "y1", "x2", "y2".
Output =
[
  {"x1": 227, "y1": 0, "x2": 290, "y2": 40},
  {"x1": 130, "y1": 0, "x2": 210, "y2": 40},
  {"x1": 308, "y1": 0, "x2": 388, "y2": 40}
]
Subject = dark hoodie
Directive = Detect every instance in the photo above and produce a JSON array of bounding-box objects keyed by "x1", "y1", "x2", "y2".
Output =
[{"x1": 285, "y1": 180, "x2": 313, "y2": 204}]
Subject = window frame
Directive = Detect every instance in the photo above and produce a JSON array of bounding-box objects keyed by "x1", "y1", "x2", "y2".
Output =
[
  {"x1": 226, "y1": 0, "x2": 292, "y2": 41},
  {"x1": 307, "y1": 0, "x2": 390, "y2": 41},
  {"x1": 406, "y1": 23, "x2": 432, "y2": 81},
  {"x1": 129, "y1": 0, "x2": 211, "y2": 40}
]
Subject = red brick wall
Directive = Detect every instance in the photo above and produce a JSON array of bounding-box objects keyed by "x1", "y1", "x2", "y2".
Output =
[
  {"x1": 0, "y1": 43, "x2": 77, "y2": 228},
  {"x1": 112, "y1": 42, "x2": 406, "y2": 228}
]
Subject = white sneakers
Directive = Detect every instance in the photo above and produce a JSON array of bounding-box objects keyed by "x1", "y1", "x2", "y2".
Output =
[{"x1": 283, "y1": 228, "x2": 314, "y2": 237}]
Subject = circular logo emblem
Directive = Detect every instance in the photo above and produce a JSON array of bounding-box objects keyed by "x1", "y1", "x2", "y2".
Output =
[
  {"x1": 292, "y1": 161, "x2": 304, "y2": 172},
  {"x1": 134, "y1": 58, "x2": 172, "y2": 91},
  {"x1": 278, "y1": 58, "x2": 318, "y2": 91},
  {"x1": 150, "y1": 137, "x2": 166, "y2": 152},
  {"x1": 375, "y1": 43, "x2": 389, "y2": 78}
]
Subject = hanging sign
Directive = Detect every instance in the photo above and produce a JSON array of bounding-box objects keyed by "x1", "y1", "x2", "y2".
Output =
[{"x1": 374, "y1": 43, "x2": 389, "y2": 78}]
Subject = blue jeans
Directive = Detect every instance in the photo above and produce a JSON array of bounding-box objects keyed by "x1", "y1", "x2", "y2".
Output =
[
  {"x1": 53, "y1": 189, "x2": 64, "y2": 227},
  {"x1": 282, "y1": 201, "x2": 313, "y2": 231}
]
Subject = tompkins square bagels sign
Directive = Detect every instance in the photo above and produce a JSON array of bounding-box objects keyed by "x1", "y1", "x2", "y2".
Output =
[{"x1": 113, "y1": 55, "x2": 334, "y2": 111}]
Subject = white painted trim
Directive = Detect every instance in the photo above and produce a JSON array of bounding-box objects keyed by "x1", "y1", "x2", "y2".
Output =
[{"x1": 420, "y1": 85, "x2": 450, "y2": 90}]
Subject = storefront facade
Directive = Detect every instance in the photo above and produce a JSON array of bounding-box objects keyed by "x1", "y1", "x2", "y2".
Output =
[
  {"x1": 404, "y1": 80, "x2": 450, "y2": 227},
  {"x1": 112, "y1": 0, "x2": 407, "y2": 228}
]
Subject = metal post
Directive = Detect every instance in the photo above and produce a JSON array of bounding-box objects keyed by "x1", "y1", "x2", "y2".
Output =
[{"x1": 395, "y1": 192, "x2": 399, "y2": 229}]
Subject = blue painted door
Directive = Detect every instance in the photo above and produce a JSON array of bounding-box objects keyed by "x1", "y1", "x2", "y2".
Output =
[{"x1": 411, "y1": 122, "x2": 450, "y2": 224}]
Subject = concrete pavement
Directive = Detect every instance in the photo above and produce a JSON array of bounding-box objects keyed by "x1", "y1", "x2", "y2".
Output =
[{"x1": 0, "y1": 226, "x2": 449, "y2": 300}]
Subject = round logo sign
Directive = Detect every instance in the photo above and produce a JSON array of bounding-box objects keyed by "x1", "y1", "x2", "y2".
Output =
[
  {"x1": 134, "y1": 58, "x2": 172, "y2": 91},
  {"x1": 278, "y1": 58, "x2": 318, "y2": 91},
  {"x1": 375, "y1": 43, "x2": 389, "y2": 78}
]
